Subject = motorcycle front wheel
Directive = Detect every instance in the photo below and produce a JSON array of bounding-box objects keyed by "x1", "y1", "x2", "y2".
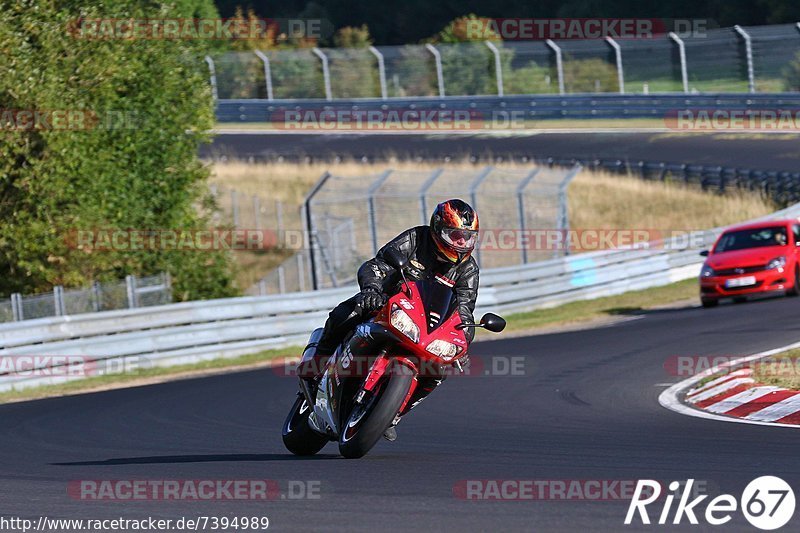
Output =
[
  {"x1": 338, "y1": 359, "x2": 414, "y2": 459},
  {"x1": 282, "y1": 394, "x2": 329, "y2": 456}
]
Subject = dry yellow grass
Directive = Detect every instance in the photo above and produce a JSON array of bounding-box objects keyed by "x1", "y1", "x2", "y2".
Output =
[{"x1": 207, "y1": 159, "x2": 777, "y2": 289}]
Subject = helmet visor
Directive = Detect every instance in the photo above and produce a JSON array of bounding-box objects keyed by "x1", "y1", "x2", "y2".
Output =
[{"x1": 441, "y1": 228, "x2": 478, "y2": 252}]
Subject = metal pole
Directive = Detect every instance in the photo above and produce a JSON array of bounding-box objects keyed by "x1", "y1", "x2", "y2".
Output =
[
  {"x1": 425, "y1": 44, "x2": 446, "y2": 97},
  {"x1": 733, "y1": 25, "x2": 756, "y2": 93},
  {"x1": 368, "y1": 46, "x2": 388, "y2": 100},
  {"x1": 557, "y1": 164, "x2": 583, "y2": 257},
  {"x1": 485, "y1": 41, "x2": 504, "y2": 96},
  {"x1": 367, "y1": 170, "x2": 394, "y2": 255},
  {"x1": 278, "y1": 266, "x2": 286, "y2": 294},
  {"x1": 253, "y1": 50, "x2": 274, "y2": 101},
  {"x1": 11, "y1": 293, "x2": 22, "y2": 321},
  {"x1": 54, "y1": 285, "x2": 65, "y2": 317},
  {"x1": 304, "y1": 172, "x2": 332, "y2": 290},
  {"x1": 312, "y1": 48, "x2": 332, "y2": 101},
  {"x1": 92, "y1": 281, "x2": 102, "y2": 312},
  {"x1": 604, "y1": 37, "x2": 625, "y2": 94},
  {"x1": 418, "y1": 168, "x2": 444, "y2": 224},
  {"x1": 231, "y1": 189, "x2": 240, "y2": 228},
  {"x1": 204, "y1": 56, "x2": 218, "y2": 102},
  {"x1": 669, "y1": 32, "x2": 689, "y2": 94},
  {"x1": 252, "y1": 195, "x2": 261, "y2": 230},
  {"x1": 516, "y1": 169, "x2": 540, "y2": 264},
  {"x1": 276, "y1": 200, "x2": 284, "y2": 237},
  {"x1": 469, "y1": 166, "x2": 493, "y2": 266},
  {"x1": 545, "y1": 39, "x2": 565, "y2": 95},
  {"x1": 125, "y1": 275, "x2": 137, "y2": 309},
  {"x1": 297, "y1": 253, "x2": 306, "y2": 292}
]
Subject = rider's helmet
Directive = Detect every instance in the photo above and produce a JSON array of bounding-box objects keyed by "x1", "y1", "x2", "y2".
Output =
[{"x1": 429, "y1": 199, "x2": 479, "y2": 264}]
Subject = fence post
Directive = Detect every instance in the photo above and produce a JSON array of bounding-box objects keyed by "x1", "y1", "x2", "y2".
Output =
[
  {"x1": 485, "y1": 41, "x2": 504, "y2": 96},
  {"x1": 231, "y1": 189, "x2": 240, "y2": 228},
  {"x1": 368, "y1": 46, "x2": 388, "y2": 100},
  {"x1": 54, "y1": 285, "x2": 65, "y2": 317},
  {"x1": 604, "y1": 37, "x2": 625, "y2": 94},
  {"x1": 253, "y1": 50, "x2": 274, "y2": 101},
  {"x1": 516, "y1": 169, "x2": 540, "y2": 264},
  {"x1": 277, "y1": 266, "x2": 286, "y2": 294},
  {"x1": 733, "y1": 25, "x2": 756, "y2": 93},
  {"x1": 253, "y1": 195, "x2": 261, "y2": 230},
  {"x1": 276, "y1": 199, "x2": 284, "y2": 238},
  {"x1": 92, "y1": 281, "x2": 102, "y2": 312},
  {"x1": 125, "y1": 275, "x2": 137, "y2": 309},
  {"x1": 204, "y1": 56, "x2": 218, "y2": 102},
  {"x1": 469, "y1": 167, "x2": 493, "y2": 267},
  {"x1": 368, "y1": 170, "x2": 394, "y2": 255},
  {"x1": 418, "y1": 168, "x2": 444, "y2": 224},
  {"x1": 297, "y1": 253, "x2": 306, "y2": 292},
  {"x1": 312, "y1": 48, "x2": 332, "y2": 101},
  {"x1": 545, "y1": 39, "x2": 565, "y2": 95},
  {"x1": 258, "y1": 279, "x2": 267, "y2": 296},
  {"x1": 669, "y1": 32, "x2": 689, "y2": 93},
  {"x1": 425, "y1": 44, "x2": 446, "y2": 97},
  {"x1": 164, "y1": 272, "x2": 172, "y2": 302},
  {"x1": 557, "y1": 165, "x2": 583, "y2": 257},
  {"x1": 11, "y1": 293, "x2": 22, "y2": 321},
  {"x1": 304, "y1": 172, "x2": 332, "y2": 290}
]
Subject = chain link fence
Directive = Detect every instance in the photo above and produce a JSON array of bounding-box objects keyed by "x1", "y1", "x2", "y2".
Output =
[
  {"x1": 1, "y1": 273, "x2": 172, "y2": 323},
  {"x1": 210, "y1": 24, "x2": 800, "y2": 101}
]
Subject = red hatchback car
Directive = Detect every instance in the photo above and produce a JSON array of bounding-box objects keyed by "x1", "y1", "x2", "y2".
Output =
[{"x1": 699, "y1": 219, "x2": 800, "y2": 308}]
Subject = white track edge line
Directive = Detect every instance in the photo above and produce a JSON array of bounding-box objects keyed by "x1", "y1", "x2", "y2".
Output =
[{"x1": 658, "y1": 340, "x2": 800, "y2": 429}]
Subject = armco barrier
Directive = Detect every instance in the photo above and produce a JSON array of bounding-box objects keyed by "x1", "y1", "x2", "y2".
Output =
[
  {"x1": 217, "y1": 93, "x2": 800, "y2": 123},
  {"x1": 2, "y1": 201, "x2": 800, "y2": 392}
]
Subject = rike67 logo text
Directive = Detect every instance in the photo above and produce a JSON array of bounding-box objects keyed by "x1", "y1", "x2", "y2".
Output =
[{"x1": 625, "y1": 477, "x2": 795, "y2": 530}]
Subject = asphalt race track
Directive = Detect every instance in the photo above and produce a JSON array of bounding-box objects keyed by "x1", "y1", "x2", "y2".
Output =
[
  {"x1": 202, "y1": 131, "x2": 800, "y2": 172},
  {"x1": 3, "y1": 296, "x2": 800, "y2": 531}
]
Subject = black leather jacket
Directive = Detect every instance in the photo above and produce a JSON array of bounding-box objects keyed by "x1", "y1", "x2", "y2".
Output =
[{"x1": 357, "y1": 226, "x2": 480, "y2": 343}]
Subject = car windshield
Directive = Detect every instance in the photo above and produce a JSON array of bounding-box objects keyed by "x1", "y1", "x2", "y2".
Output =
[{"x1": 714, "y1": 226, "x2": 788, "y2": 253}]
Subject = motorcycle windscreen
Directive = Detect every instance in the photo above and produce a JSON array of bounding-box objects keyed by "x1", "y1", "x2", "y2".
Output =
[{"x1": 413, "y1": 278, "x2": 458, "y2": 333}]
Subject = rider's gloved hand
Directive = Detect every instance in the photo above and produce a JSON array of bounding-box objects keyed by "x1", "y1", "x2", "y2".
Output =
[{"x1": 356, "y1": 288, "x2": 388, "y2": 312}]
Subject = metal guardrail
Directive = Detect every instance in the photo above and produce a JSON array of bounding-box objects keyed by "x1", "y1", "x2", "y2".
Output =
[
  {"x1": 217, "y1": 92, "x2": 800, "y2": 123},
  {"x1": 3, "y1": 199, "x2": 800, "y2": 392}
]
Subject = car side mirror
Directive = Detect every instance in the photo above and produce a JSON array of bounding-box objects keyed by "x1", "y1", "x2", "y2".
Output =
[
  {"x1": 480, "y1": 313, "x2": 506, "y2": 333},
  {"x1": 699, "y1": 250, "x2": 709, "y2": 257},
  {"x1": 384, "y1": 248, "x2": 408, "y2": 270}
]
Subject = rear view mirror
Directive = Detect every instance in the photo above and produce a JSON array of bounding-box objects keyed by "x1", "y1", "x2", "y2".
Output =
[
  {"x1": 480, "y1": 313, "x2": 506, "y2": 333},
  {"x1": 384, "y1": 248, "x2": 408, "y2": 270},
  {"x1": 699, "y1": 250, "x2": 709, "y2": 257}
]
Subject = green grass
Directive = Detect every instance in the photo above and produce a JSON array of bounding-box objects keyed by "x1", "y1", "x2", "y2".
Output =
[
  {"x1": 752, "y1": 348, "x2": 800, "y2": 390},
  {"x1": 0, "y1": 278, "x2": 700, "y2": 404}
]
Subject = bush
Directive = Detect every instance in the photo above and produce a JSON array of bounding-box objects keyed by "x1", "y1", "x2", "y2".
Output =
[
  {"x1": 563, "y1": 57, "x2": 619, "y2": 93},
  {"x1": 783, "y1": 51, "x2": 800, "y2": 91},
  {"x1": 0, "y1": 0, "x2": 237, "y2": 300}
]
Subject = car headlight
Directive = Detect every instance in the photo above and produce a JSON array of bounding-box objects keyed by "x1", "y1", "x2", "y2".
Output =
[
  {"x1": 700, "y1": 264, "x2": 716, "y2": 277},
  {"x1": 767, "y1": 256, "x2": 787, "y2": 270},
  {"x1": 426, "y1": 339, "x2": 463, "y2": 361},
  {"x1": 390, "y1": 304, "x2": 419, "y2": 343}
]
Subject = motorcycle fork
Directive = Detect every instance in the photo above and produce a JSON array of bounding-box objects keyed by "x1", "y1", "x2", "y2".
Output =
[{"x1": 355, "y1": 352, "x2": 418, "y2": 405}]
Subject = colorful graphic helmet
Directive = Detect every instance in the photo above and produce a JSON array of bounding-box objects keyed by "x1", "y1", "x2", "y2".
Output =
[{"x1": 430, "y1": 199, "x2": 479, "y2": 264}]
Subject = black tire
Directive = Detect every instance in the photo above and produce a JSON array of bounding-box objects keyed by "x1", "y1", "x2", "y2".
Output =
[
  {"x1": 787, "y1": 268, "x2": 800, "y2": 297},
  {"x1": 282, "y1": 394, "x2": 329, "y2": 456},
  {"x1": 338, "y1": 360, "x2": 414, "y2": 459},
  {"x1": 701, "y1": 298, "x2": 718, "y2": 308},
  {"x1": 733, "y1": 296, "x2": 747, "y2": 304}
]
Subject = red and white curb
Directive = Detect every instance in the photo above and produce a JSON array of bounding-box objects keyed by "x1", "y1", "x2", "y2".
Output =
[{"x1": 659, "y1": 341, "x2": 800, "y2": 428}]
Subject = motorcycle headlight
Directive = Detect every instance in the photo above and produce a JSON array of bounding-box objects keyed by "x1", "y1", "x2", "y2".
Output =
[
  {"x1": 767, "y1": 256, "x2": 787, "y2": 271},
  {"x1": 700, "y1": 264, "x2": 716, "y2": 278},
  {"x1": 390, "y1": 304, "x2": 420, "y2": 343},
  {"x1": 426, "y1": 339, "x2": 463, "y2": 361}
]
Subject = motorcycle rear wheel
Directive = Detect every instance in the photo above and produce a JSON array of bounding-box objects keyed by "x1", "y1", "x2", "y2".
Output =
[
  {"x1": 282, "y1": 394, "x2": 329, "y2": 456},
  {"x1": 338, "y1": 360, "x2": 414, "y2": 459}
]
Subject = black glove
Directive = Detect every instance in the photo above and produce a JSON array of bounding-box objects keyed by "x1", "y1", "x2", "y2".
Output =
[{"x1": 356, "y1": 288, "x2": 388, "y2": 312}]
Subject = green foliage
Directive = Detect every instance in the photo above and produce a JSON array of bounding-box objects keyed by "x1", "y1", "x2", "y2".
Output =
[
  {"x1": 563, "y1": 57, "x2": 619, "y2": 93},
  {"x1": 782, "y1": 51, "x2": 800, "y2": 91},
  {"x1": 333, "y1": 25, "x2": 372, "y2": 48},
  {"x1": 0, "y1": 0, "x2": 237, "y2": 300}
]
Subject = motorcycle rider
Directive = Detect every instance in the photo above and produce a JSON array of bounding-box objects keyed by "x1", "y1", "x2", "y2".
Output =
[{"x1": 299, "y1": 199, "x2": 480, "y2": 441}]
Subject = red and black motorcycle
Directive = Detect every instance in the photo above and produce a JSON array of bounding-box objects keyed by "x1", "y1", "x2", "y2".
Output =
[{"x1": 282, "y1": 250, "x2": 506, "y2": 459}]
